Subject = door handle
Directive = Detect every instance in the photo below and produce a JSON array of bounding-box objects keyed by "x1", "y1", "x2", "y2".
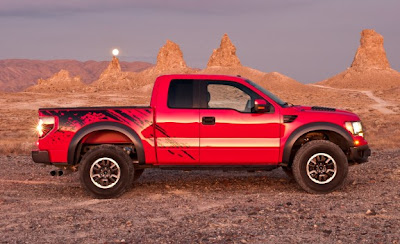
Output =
[{"x1": 202, "y1": 116, "x2": 215, "y2": 125}]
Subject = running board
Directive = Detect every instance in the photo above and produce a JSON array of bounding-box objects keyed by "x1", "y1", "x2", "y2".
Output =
[{"x1": 157, "y1": 165, "x2": 279, "y2": 171}]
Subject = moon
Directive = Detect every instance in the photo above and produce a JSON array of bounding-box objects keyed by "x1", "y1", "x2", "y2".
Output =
[{"x1": 112, "y1": 49, "x2": 119, "y2": 56}]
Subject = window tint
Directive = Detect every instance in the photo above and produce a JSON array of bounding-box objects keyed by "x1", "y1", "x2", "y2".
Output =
[
  {"x1": 206, "y1": 82, "x2": 260, "y2": 112},
  {"x1": 168, "y1": 80, "x2": 195, "y2": 108}
]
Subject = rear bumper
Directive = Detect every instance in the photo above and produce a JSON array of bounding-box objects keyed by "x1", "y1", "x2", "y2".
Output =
[
  {"x1": 348, "y1": 145, "x2": 371, "y2": 163},
  {"x1": 32, "y1": 150, "x2": 51, "y2": 165}
]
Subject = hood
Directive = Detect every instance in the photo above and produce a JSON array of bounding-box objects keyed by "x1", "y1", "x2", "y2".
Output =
[
  {"x1": 283, "y1": 105, "x2": 360, "y2": 121},
  {"x1": 293, "y1": 105, "x2": 353, "y2": 114}
]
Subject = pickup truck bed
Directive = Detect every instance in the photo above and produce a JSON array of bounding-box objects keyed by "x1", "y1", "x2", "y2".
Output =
[{"x1": 36, "y1": 106, "x2": 153, "y2": 164}]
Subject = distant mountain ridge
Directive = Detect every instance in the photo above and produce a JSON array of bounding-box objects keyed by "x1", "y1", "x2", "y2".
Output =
[
  {"x1": 0, "y1": 59, "x2": 153, "y2": 92},
  {"x1": 3, "y1": 29, "x2": 398, "y2": 93}
]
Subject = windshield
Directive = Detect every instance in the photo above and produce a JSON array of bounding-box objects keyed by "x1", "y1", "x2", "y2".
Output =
[{"x1": 245, "y1": 79, "x2": 287, "y2": 107}]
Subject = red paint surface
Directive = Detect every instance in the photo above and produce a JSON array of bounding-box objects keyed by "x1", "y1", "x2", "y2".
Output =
[{"x1": 35, "y1": 74, "x2": 368, "y2": 165}]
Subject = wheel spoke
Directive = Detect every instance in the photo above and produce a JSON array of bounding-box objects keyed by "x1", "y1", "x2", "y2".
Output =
[
  {"x1": 309, "y1": 170, "x2": 318, "y2": 175},
  {"x1": 90, "y1": 157, "x2": 121, "y2": 189},
  {"x1": 307, "y1": 153, "x2": 337, "y2": 185},
  {"x1": 92, "y1": 173, "x2": 101, "y2": 179}
]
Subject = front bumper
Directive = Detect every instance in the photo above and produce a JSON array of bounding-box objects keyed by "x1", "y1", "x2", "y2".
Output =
[
  {"x1": 32, "y1": 150, "x2": 51, "y2": 165},
  {"x1": 348, "y1": 145, "x2": 371, "y2": 163}
]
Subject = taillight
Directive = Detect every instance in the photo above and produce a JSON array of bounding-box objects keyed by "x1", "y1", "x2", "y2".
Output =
[{"x1": 36, "y1": 117, "x2": 55, "y2": 138}]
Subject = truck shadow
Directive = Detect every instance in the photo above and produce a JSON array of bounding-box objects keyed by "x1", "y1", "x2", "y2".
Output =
[{"x1": 132, "y1": 168, "x2": 297, "y2": 194}]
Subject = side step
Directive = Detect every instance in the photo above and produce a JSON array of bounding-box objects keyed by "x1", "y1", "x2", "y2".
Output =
[{"x1": 157, "y1": 165, "x2": 279, "y2": 171}]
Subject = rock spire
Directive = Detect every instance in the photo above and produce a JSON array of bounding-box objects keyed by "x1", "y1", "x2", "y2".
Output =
[
  {"x1": 351, "y1": 29, "x2": 390, "y2": 70},
  {"x1": 155, "y1": 40, "x2": 187, "y2": 71},
  {"x1": 207, "y1": 33, "x2": 241, "y2": 67}
]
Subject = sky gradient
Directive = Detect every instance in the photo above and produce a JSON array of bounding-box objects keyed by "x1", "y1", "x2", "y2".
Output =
[{"x1": 0, "y1": 0, "x2": 399, "y2": 83}]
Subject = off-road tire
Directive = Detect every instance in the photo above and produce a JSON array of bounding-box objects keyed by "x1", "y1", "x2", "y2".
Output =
[
  {"x1": 79, "y1": 145, "x2": 134, "y2": 198},
  {"x1": 292, "y1": 140, "x2": 348, "y2": 194}
]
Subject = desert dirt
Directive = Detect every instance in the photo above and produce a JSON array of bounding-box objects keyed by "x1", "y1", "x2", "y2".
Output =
[
  {"x1": 311, "y1": 85, "x2": 398, "y2": 115},
  {"x1": 0, "y1": 150, "x2": 399, "y2": 243}
]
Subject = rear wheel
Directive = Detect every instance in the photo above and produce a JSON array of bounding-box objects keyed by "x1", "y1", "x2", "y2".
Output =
[
  {"x1": 79, "y1": 145, "x2": 134, "y2": 198},
  {"x1": 292, "y1": 140, "x2": 348, "y2": 194}
]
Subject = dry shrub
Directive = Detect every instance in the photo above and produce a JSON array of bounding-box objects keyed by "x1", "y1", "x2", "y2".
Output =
[{"x1": 0, "y1": 141, "x2": 32, "y2": 155}]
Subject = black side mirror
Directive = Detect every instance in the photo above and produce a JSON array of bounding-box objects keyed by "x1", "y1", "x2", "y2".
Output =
[{"x1": 254, "y1": 99, "x2": 270, "y2": 113}]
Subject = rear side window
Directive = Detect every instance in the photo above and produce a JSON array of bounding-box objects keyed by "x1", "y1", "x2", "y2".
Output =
[{"x1": 168, "y1": 80, "x2": 195, "y2": 108}]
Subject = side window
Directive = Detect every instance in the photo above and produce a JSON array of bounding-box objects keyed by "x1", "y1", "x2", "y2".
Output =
[
  {"x1": 168, "y1": 80, "x2": 195, "y2": 108},
  {"x1": 206, "y1": 82, "x2": 259, "y2": 112}
]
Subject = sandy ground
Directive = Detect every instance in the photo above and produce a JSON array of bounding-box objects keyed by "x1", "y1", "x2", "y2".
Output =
[
  {"x1": 0, "y1": 150, "x2": 399, "y2": 243},
  {"x1": 311, "y1": 85, "x2": 398, "y2": 115}
]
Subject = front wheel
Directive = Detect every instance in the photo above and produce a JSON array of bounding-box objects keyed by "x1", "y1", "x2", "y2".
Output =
[
  {"x1": 79, "y1": 145, "x2": 135, "y2": 198},
  {"x1": 292, "y1": 140, "x2": 348, "y2": 194}
]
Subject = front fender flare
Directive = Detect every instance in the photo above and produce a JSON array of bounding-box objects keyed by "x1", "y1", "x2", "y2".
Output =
[
  {"x1": 282, "y1": 122, "x2": 353, "y2": 164},
  {"x1": 67, "y1": 122, "x2": 145, "y2": 165}
]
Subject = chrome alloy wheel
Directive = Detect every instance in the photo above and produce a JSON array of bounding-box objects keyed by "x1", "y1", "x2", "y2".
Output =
[
  {"x1": 306, "y1": 153, "x2": 337, "y2": 184},
  {"x1": 90, "y1": 157, "x2": 121, "y2": 189}
]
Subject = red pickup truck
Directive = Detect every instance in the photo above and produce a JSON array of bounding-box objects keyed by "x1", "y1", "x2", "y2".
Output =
[{"x1": 32, "y1": 74, "x2": 370, "y2": 198}]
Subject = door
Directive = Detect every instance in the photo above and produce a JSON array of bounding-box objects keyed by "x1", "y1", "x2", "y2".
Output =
[
  {"x1": 155, "y1": 79, "x2": 200, "y2": 164},
  {"x1": 199, "y1": 80, "x2": 280, "y2": 165}
]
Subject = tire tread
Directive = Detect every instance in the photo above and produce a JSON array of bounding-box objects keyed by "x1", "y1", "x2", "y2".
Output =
[{"x1": 292, "y1": 140, "x2": 348, "y2": 194}]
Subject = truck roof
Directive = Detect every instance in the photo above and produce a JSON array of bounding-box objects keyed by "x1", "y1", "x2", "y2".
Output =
[{"x1": 157, "y1": 74, "x2": 246, "y2": 81}]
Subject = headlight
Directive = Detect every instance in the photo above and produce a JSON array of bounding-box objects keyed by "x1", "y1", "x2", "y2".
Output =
[{"x1": 345, "y1": 121, "x2": 363, "y2": 137}]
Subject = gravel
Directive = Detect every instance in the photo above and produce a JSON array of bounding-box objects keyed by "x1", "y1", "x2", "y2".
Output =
[{"x1": 0, "y1": 149, "x2": 399, "y2": 243}]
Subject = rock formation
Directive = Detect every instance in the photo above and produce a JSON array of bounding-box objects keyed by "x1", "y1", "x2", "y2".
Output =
[
  {"x1": 92, "y1": 41, "x2": 190, "y2": 92},
  {"x1": 319, "y1": 29, "x2": 400, "y2": 90},
  {"x1": 207, "y1": 34, "x2": 241, "y2": 67},
  {"x1": 350, "y1": 29, "x2": 390, "y2": 70},
  {"x1": 26, "y1": 69, "x2": 85, "y2": 92},
  {"x1": 99, "y1": 56, "x2": 122, "y2": 79},
  {"x1": 155, "y1": 40, "x2": 187, "y2": 71},
  {"x1": 91, "y1": 56, "x2": 137, "y2": 91},
  {"x1": 135, "y1": 40, "x2": 193, "y2": 94}
]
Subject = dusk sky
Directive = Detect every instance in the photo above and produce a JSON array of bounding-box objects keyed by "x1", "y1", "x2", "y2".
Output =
[{"x1": 0, "y1": 0, "x2": 399, "y2": 83}]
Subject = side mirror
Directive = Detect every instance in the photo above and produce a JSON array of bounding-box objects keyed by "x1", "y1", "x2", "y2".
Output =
[{"x1": 254, "y1": 99, "x2": 270, "y2": 113}]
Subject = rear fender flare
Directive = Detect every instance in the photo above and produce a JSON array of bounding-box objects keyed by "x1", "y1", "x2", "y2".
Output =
[
  {"x1": 67, "y1": 122, "x2": 145, "y2": 165},
  {"x1": 282, "y1": 122, "x2": 353, "y2": 164}
]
